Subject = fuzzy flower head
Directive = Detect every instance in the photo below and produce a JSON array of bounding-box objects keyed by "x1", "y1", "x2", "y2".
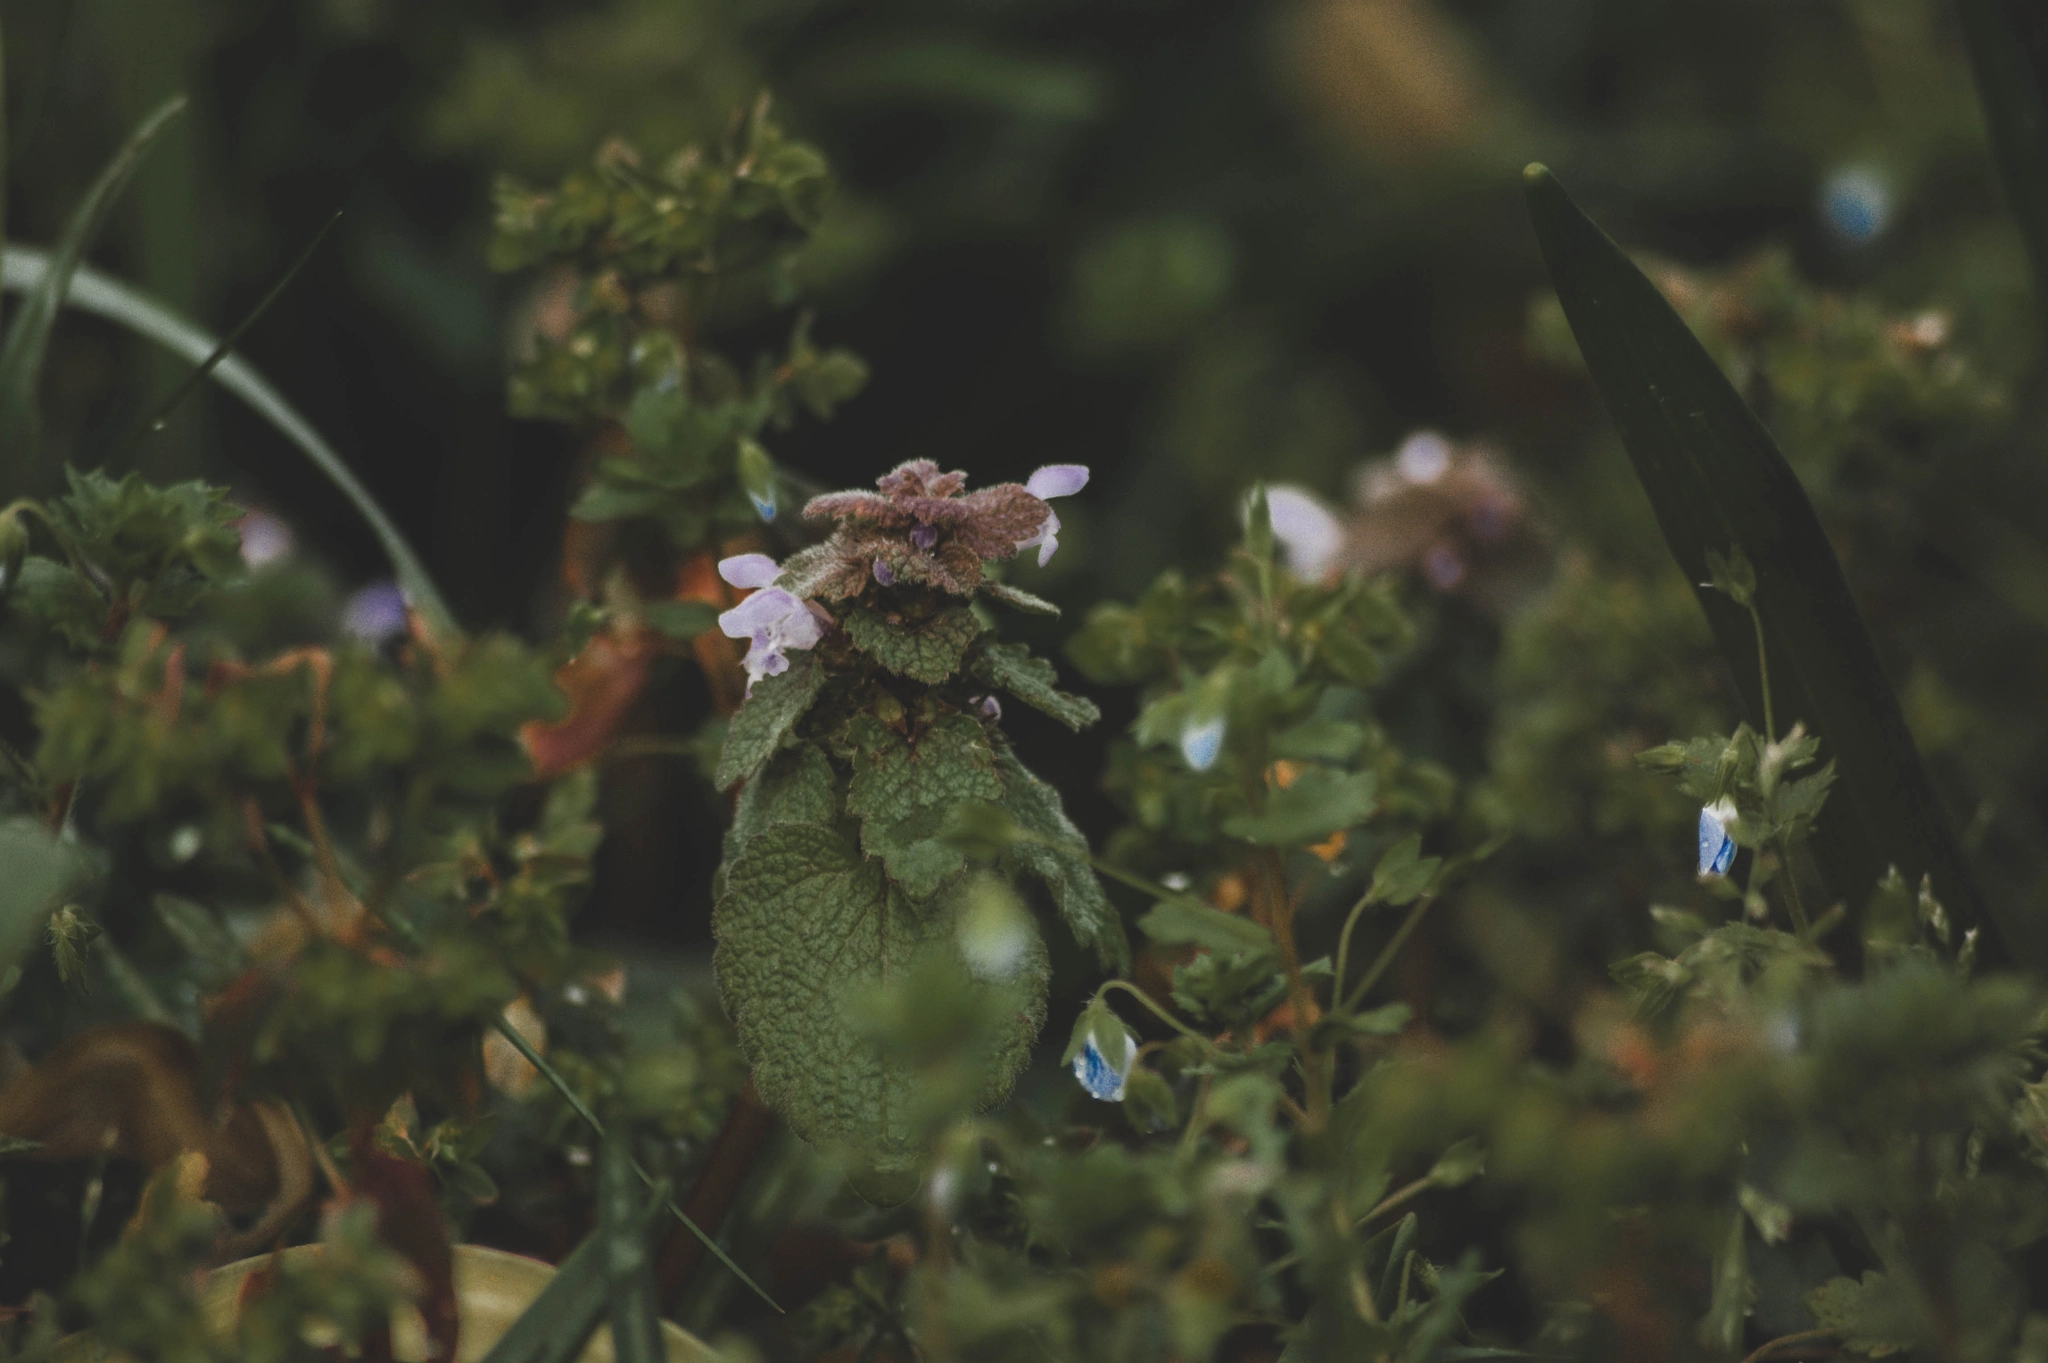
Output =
[
  {"x1": 717, "y1": 553, "x2": 823, "y2": 693},
  {"x1": 782, "y1": 459, "x2": 1088, "y2": 601}
]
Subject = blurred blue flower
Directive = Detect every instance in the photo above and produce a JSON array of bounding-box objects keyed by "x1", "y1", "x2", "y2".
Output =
[
  {"x1": 1181, "y1": 713, "x2": 1226, "y2": 772},
  {"x1": 1820, "y1": 165, "x2": 1893, "y2": 246},
  {"x1": 1697, "y1": 798, "x2": 1738, "y2": 878},
  {"x1": 1072, "y1": 1031, "x2": 1137, "y2": 1102}
]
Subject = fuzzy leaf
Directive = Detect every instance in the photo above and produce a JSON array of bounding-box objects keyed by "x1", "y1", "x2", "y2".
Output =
[
  {"x1": 1222, "y1": 767, "x2": 1378, "y2": 847},
  {"x1": 847, "y1": 715, "x2": 1001, "y2": 899},
  {"x1": 994, "y1": 747, "x2": 1129, "y2": 971},
  {"x1": 727, "y1": 743, "x2": 840, "y2": 858},
  {"x1": 715, "y1": 650, "x2": 825, "y2": 790},
  {"x1": 1805, "y1": 1273, "x2": 1922, "y2": 1357},
  {"x1": 714, "y1": 823, "x2": 1044, "y2": 1173},
  {"x1": 845, "y1": 606, "x2": 983, "y2": 684},
  {"x1": 972, "y1": 641, "x2": 1100, "y2": 731},
  {"x1": 1525, "y1": 167, "x2": 2002, "y2": 963},
  {"x1": 981, "y1": 581, "x2": 1061, "y2": 616}
]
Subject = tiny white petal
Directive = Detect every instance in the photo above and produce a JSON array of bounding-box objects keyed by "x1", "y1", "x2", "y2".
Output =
[
  {"x1": 718, "y1": 553, "x2": 782, "y2": 589},
  {"x1": 1026, "y1": 464, "x2": 1089, "y2": 500},
  {"x1": 1264, "y1": 486, "x2": 1343, "y2": 580},
  {"x1": 1397, "y1": 430, "x2": 1453, "y2": 485}
]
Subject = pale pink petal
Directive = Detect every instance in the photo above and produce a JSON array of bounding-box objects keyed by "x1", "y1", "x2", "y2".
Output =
[
  {"x1": 1025, "y1": 464, "x2": 1089, "y2": 501},
  {"x1": 718, "y1": 553, "x2": 782, "y2": 589}
]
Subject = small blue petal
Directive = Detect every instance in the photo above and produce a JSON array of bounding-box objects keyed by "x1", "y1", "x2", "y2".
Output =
[
  {"x1": 1820, "y1": 166, "x2": 1893, "y2": 246},
  {"x1": 1697, "y1": 803, "x2": 1737, "y2": 878},
  {"x1": 1180, "y1": 715, "x2": 1226, "y2": 773},
  {"x1": 749, "y1": 490, "x2": 778, "y2": 522},
  {"x1": 1072, "y1": 1036, "x2": 1131, "y2": 1102}
]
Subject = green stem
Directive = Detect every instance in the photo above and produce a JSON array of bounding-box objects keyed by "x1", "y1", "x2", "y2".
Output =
[
  {"x1": 1777, "y1": 837, "x2": 1812, "y2": 938},
  {"x1": 1341, "y1": 893, "x2": 1439, "y2": 1014},
  {"x1": 1332, "y1": 886, "x2": 1381, "y2": 1012},
  {"x1": 1749, "y1": 601, "x2": 1776, "y2": 742},
  {"x1": 1099, "y1": 979, "x2": 1217, "y2": 1050}
]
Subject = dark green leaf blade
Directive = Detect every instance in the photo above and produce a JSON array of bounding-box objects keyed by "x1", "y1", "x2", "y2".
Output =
[
  {"x1": 600, "y1": 1132, "x2": 666, "y2": 1363},
  {"x1": 1960, "y1": 0, "x2": 2048, "y2": 337},
  {"x1": 1522, "y1": 165, "x2": 2012, "y2": 964},
  {"x1": 0, "y1": 93, "x2": 185, "y2": 473},
  {"x1": 476, "y1": 1233, "x2": 610, "y2": 1363}
]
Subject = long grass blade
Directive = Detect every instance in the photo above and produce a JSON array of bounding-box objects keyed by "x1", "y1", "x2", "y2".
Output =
[
  {"x1": 0, "y1": 93, "x2": 185, "y2": 471},
  {"x1": 488, "y1": 1015, "x2": 782, "y2": 1312},
  {"x1": 475, "y1": 1231, "x2": 612, "y2": 1363},
  {"x1": 1959, "y1": 0, "x2": 2048, "y2": 338},
  {"x1": 0, "y1": 244, "x2": 457, "y2": 637},
  {"x1": 1522, "y1": 164, "x2": 2020, "y2": 966},
  {"x1": 601, "y1": 1130, "x2": 668, "y2": 1363},
  {"x1": 130, "y1": 209, "x2": 342, "y2": 444}
]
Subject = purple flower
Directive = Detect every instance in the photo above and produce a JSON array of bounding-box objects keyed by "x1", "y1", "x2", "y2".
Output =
[
  {"x1": 718, "y1": 554, "x2": 782, "y2": 590},
  {"x1": 1016, "y1": 464, "x2": 1089, "y2": 567},
  {"x1": 716, "y1": 555, "x2": 823, "y2": 693},
  {"x1": 977, "y1": 695, "x2": 1003, "y2": 720},
  {"x1": 342, "y1": 581, "x2": 409, "y2": 643},
  {"x1": 911, "y1": 522, "x2": 938, "y2": 552},
  {"x1": 873, "y1": 558, "x2": 896, "y2": 586},
  {"x1": 1264, "y1": 486, "x2": 1342, "y2": 580}
]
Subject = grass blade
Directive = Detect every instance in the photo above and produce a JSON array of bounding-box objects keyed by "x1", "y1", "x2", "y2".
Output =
[
  {"x1": 601, "y1": 1130, "x2": 668, "y2": 1363},
  {"x1": 0, "y1": 93, "x2": 185, "y2": 472},
  {"x1": 475, "y1": 1231, "x2": 612, "y2": 1363},
  {"x1": 129, "y1": 209, "x2": 342, "y2": 444},
  {"x1": 1959, "y1": 0, "x2": 2048, "y2": 338},
  {"x1": 0, "y1": 244, "x2": 457, "y2": 637},
  {"x1": 1522, "y1": 164, "x2": 2020, "y2": 966}
]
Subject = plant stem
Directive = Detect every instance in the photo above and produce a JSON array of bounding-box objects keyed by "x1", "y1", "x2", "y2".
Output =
[
  {"x1": 1332, "y1": 885, "x2": 1381, "y2": 1010},
  {"x1": 1740, "y1": 1327, "x2": 1842, "y2": 1363},
  {"x1": 1342, "y1": 893, "x2": 1439, "y2": 1013},
  {"x1": 1749, "y1": 602, "x2": 1776, "y2": 742},
  {"x1": 1099, "y1": 980, "x2": 1216, "y2": 1050}
]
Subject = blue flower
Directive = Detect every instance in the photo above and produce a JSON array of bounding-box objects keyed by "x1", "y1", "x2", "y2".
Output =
[
  {"x1": 1820, "y1": 165, "x2": 1893, "y2": 247},
  {"x1": 1072, "y1": 1031, "x2": 1138, "y2": 1102},
  {"x1": 1181, "y1": 713, "x2": 1226, "y2": 772},
  {"x1": 1016, "y1": 464, "x2": 1089, "y2": 567},
  {"x1": 1697, "y1": 798, "x2": 1738, "y2": 878},
  {"x1": 717, "y1": 555, "x2": 824, "y2": 693}
]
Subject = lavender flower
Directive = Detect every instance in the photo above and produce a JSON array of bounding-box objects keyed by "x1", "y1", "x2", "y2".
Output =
[
  {"x1": 1015, "y1": 464, "x2": 1089, "y2": 567},
  {"x1": 717, "y1": 554, "x2": 823, "y2": 692},
  {"x1": 1072, "y1": 1031, "x2": 1138, "y2": 1102},
  {"x1": 1264, "y1": 486, "x2": 1343, "y2": 580},
  {"x1": 1697, "y1": 798, "x2": 1738, "y2": 878},
  {"x1": 342, "y1": 581, "x2": 409, "y2": 643}
]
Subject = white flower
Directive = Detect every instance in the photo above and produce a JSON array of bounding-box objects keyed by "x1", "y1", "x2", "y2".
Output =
[
  {"x1": 1263, "y1": 486, "x2": 1343, "y2": 580},
  {"x1": 717, "y1": 554, "x2": 823, "y2": 693},
  {"x1": 1016, "y1": 464, "x2": 1090, "y2": 567},
  {"x1": 1397, "y1": 430, "x2": 1453, "y2": 484}
]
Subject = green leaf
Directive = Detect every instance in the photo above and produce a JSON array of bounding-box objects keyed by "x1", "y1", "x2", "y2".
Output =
[
  {"x1": 1136, "y1": 898, "x2": 1274, "y2": 955},
  {"x1": 714, "y1": 823, "x2": 1045, "y2": 1173},
  {"x1": 993, "y1": 747, "x2": 1129, "y2": 970},
  {"x1": 641, "y1": 600, "x2": 720, "y2": 641},
  {"x1": 971, "y1": 641, "x2": 1101, "y2": 731},
  {"x1": 1960, "y1": 0, "x2": 2048, "y2": 338},
  {"x1": 0, "y1": 94, "x2": 185, "y2": 473},
  {"x1": 844, "y1": 606, "x2": 983, "y2": 684},
  {"x1": 1369, "y1": 836, "x2": 1441, "y2": 908},
  {"x1": 1804, "y1": 1273, "x2": 1923, "y2": 1357},
  {"x1": 1221, "y1": 767, "x2": 1378, "y2": 847},
  {"x1": 715, "y1": 651, "x2": 825, "y2": 790},
  {"x1": 475, "y1": 1232, "x2": 611, "y2": 1363},
  {"x1": 981, "y1": 580, "x2": 1061, "y2": 616},
  {"x1": 0, "y1": 818, "x2": 90, "y2": 983},
  {"x1": 1696, "y1": 1207, "x2": 1750, "y2": 1354},
  {"x1": 0, "y1": 246, "x2": 457, "y2": 637},
  {"x1": 846, "y1": 714, "x2": 1002, "y2": 899},
  {"x1": 727, "y1": 743, "x2": 840, "y2": 857},
  {"x1": 599, "y1": 1131, "x2": 665, "y2": 1363},
  {"x1": 1524, "y1": 166, "x2": 2005, "y2": 963}
]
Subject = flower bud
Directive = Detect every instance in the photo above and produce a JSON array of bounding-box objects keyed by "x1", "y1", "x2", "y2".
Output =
[{"x1": 737, "y1": 436, "x2": 777, "y2": 521}]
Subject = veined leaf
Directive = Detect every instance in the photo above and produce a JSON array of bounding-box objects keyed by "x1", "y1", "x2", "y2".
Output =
[
  {"x1": 0, "y1": 94, "x2": 184, "y2": 471},
  {"x1": 1523, "y1": 166, "x2": 2013, "y2": 964},
  {"x1": 0, "y1": 245, "x2": 457, "y2": 637},
  {"x1": 1960, "y1": 0, "x2": 2048, "y2": 336}
]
